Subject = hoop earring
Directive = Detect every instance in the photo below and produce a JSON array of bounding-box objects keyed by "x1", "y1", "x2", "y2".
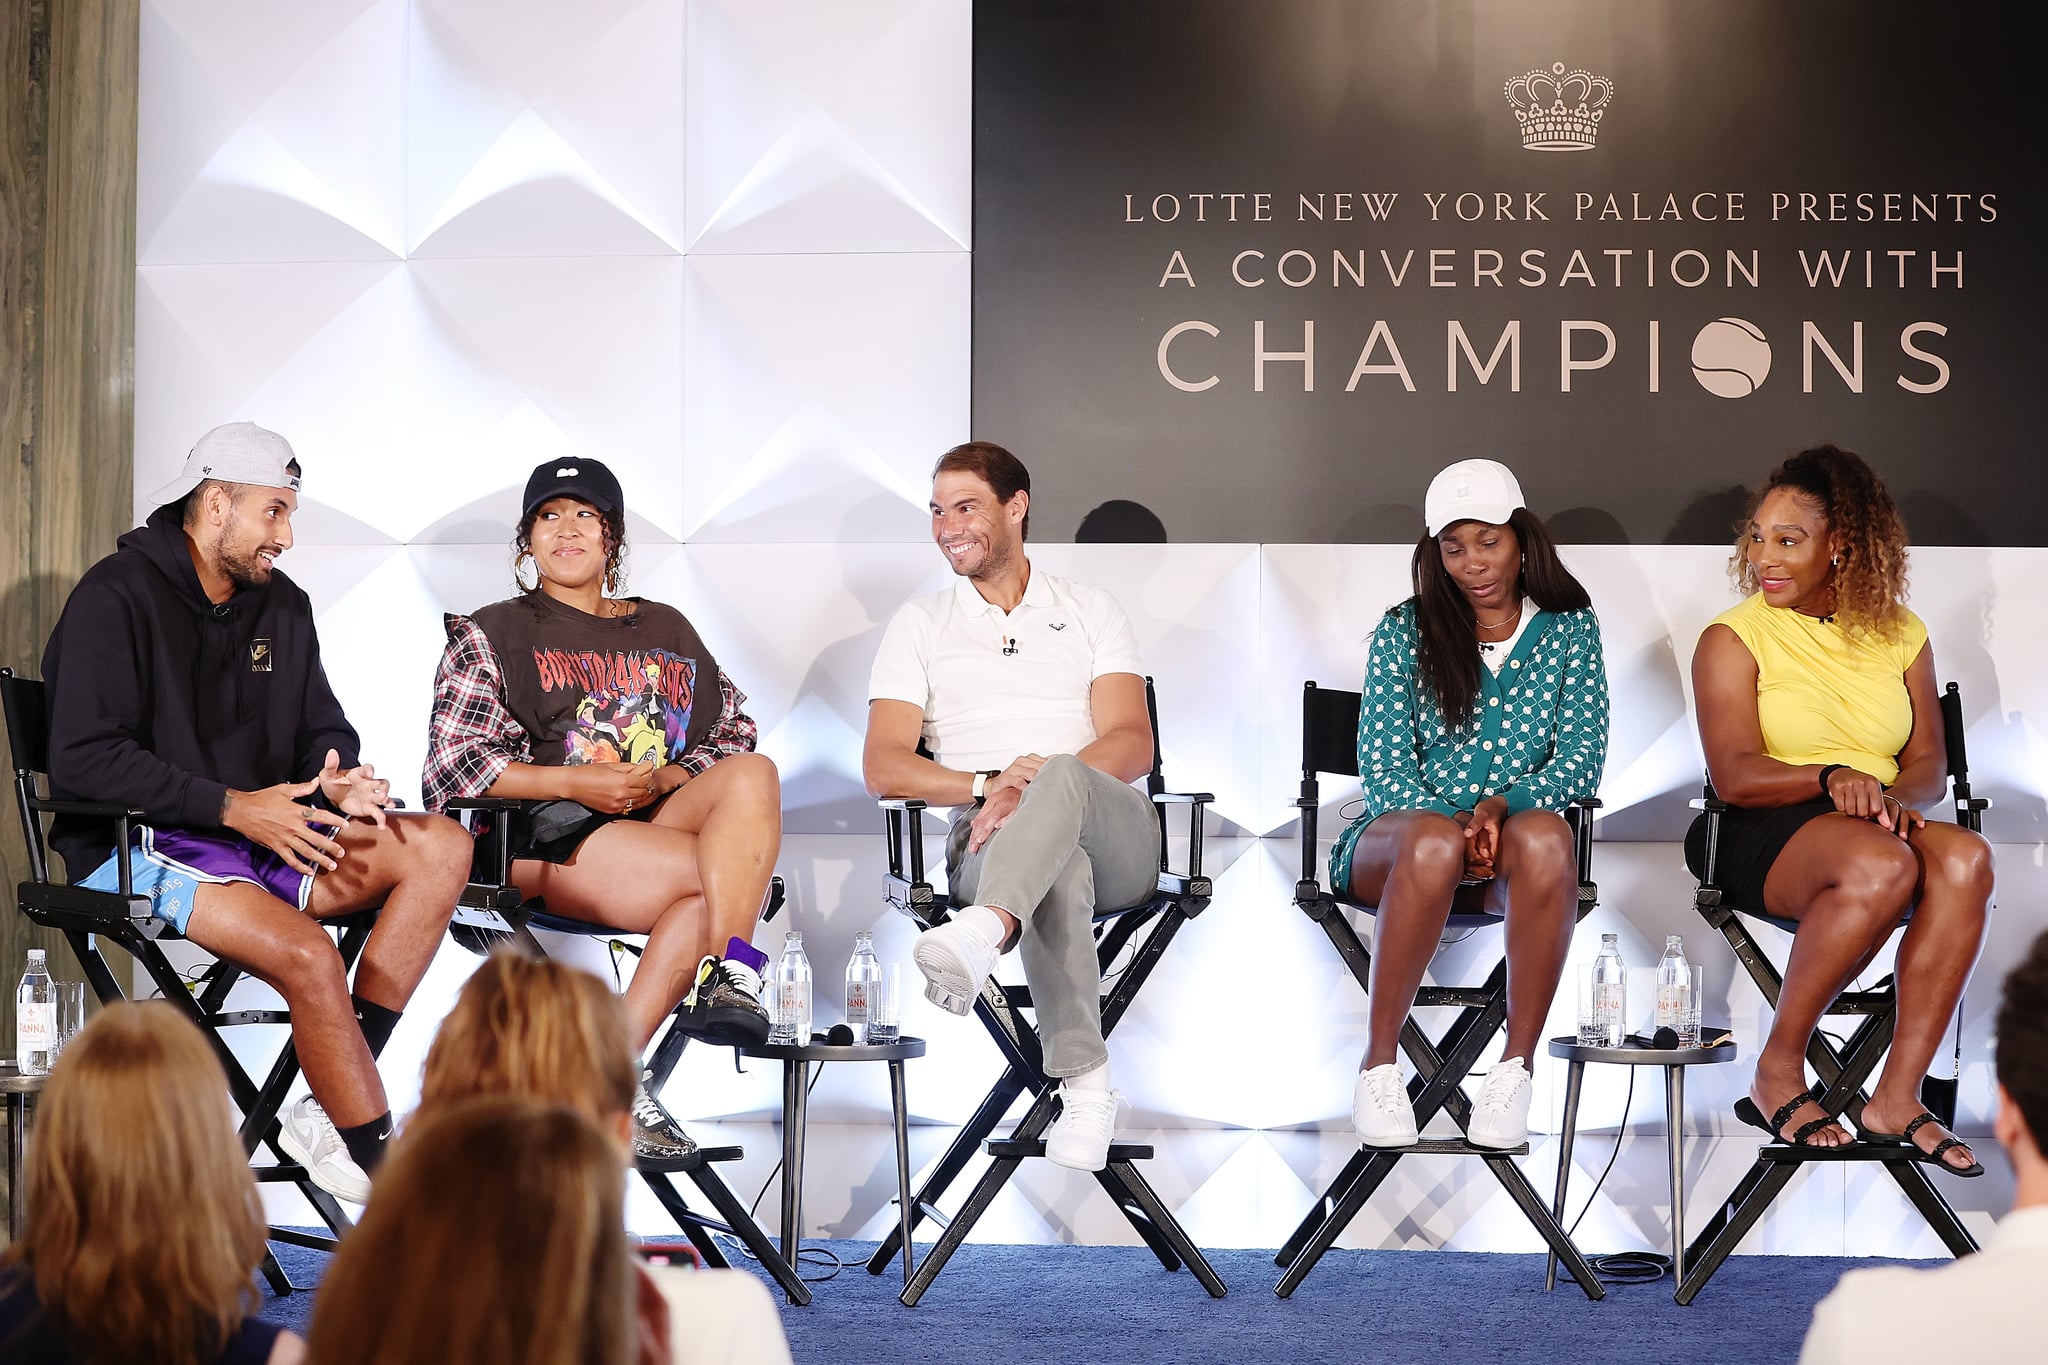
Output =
[
  {"x1": 1831, "y1": 554, "x2": 1841, "y2": 568},
  {"x1": 604, "y1": 556, "x2": 622, "y2": 598},
  {"x1": 515, "y1": 551, "x2": 538, "y2": 592}
]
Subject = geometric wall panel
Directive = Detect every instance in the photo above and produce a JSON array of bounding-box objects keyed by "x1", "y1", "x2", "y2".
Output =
[
  {"x1": 685, "y1": 0, "x2": 970, "y2": 255},
  {"x1": 407, "y1": 0, "x2": 685, "y2": 257},
  {"x1": 405, "y1": 257, "x2": 686, "y2": 539},
  {"x1": 681, "y1": 252, "x2": 967, "y2": 543},
  {"x1": 140, "y1": 0, "x2": 406, "y2": 264}
]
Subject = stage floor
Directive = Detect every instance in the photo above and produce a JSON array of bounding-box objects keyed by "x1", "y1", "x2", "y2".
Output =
[{"x1": 257, "y1": 1235, "x2": 1905, "y2": 1362}]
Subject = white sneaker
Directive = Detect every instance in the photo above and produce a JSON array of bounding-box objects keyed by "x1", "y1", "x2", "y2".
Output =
[
  {"x1": 1352, "y1": 1064, "x2": 1419, "y2": 1148},
  {"x1": 1467, "y1": 1058, "x2": 1533, "y2": 1149},
  {"x1": 912, "y1": 909, "x2": 1003, "y2": 1015},
  {"x1": 1045, "y1": 1085, "x2": 1124, "y2": 1172},
  {"x1": 276, "y1": 1096, "x2": 373, "y2": 1204}
]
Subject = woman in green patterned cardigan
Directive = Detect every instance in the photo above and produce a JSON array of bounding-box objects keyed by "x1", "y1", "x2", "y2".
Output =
[{"x1": 1334, "y1": 459, "x2": 1610, "y2": 1151}]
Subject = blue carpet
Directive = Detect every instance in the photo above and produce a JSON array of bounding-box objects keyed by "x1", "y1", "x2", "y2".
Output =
[{"x1": 256, "y1": 1237, "x2": 1903, "y2": 1363}]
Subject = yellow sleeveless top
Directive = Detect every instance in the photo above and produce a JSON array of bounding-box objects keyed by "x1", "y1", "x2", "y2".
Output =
[{"x1": 1710, "y1": 593, "x2": 1928, "y2": 785}]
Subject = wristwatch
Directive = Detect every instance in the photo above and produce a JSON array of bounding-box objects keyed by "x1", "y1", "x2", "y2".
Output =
[{"x1": 971, "y1": 770, "x2": 997, "y2": 800}]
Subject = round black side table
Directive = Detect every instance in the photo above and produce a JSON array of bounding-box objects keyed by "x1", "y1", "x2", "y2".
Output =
[
  {"x1": 2, "y1": 1062, "x2": 49, "y2": 1240},
  {"x1": 739, "y1": 1036, "x2": 926, "y2": 1299},
  {"x1": 1545, "y1": 1035, "x2": 1739, "y2": 1290}
]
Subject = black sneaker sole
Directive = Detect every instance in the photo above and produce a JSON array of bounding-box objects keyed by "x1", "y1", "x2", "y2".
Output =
[{"x1": 675, "y1": 1003, "x2": 771, "y2": 1050}]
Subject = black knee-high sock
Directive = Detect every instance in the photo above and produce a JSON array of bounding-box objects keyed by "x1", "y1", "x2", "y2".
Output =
[
  {"x1": 352, "y1": 996, "x2": 402, "y2": 1059},
  {"x1": 339, "y1": 1113, "x2": 393, "y2": 1173}
]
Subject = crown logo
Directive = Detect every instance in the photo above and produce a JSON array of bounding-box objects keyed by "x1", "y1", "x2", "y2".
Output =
[{"x1": 1503, "y1": 61, "x2": 1613, "y2": 152}]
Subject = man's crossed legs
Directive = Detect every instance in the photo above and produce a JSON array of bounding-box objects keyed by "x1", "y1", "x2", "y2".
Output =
[{"x1": 915, "y1": 754, "x2": 1158, "y2": 1170}]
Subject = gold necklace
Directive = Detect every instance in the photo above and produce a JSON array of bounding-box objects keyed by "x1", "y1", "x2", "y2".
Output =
[{"x1": 1474, "y1": 605, "x2": 1522, "y2": 634}]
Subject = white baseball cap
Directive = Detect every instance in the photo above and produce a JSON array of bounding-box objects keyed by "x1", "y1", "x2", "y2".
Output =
[
  {"x1": 1424, "y1": 458, "x2": 1525, "y2": 536},
  {"x1": 148, "y1": 422, "x2": 302, "y2": 507}
]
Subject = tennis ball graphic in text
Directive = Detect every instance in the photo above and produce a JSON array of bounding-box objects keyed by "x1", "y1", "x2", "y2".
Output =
[{"x1": 1691, "y1": 318, "x2": 1771, "y2": 398}]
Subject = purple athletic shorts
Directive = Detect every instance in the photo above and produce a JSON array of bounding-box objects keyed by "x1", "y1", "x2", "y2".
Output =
[{"x1": 79, "y1": 826, "x2": 313, "y2": 934}]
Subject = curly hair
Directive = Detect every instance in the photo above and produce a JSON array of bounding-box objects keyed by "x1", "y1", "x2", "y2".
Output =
[
  {"x1": 513, "y1": 499, "x2": 628, "y2": 597},
  {"x1": 1730, "y1": 445, "x2": 1909, "y2": 640}
]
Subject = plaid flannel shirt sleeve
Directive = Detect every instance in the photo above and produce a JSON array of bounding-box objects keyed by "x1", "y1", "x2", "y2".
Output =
[
  {"x1": 671, "y1": 668, "x2": 758, "y2": 779},
  {"x1": 423, "y1": 614, "x2": 531, "y2": 813}
]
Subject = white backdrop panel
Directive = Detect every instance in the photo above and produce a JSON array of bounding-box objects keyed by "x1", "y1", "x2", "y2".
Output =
[
  {"x1": 140, "y1": 0, "x2": 406, "y2": 264},
  {"x1": 684, "y1": 0, "x2": 971, "y2": 254},
  {"x1": 680, "y1": 252, "x2": 968, "y2": 544},
  {"x1": 407, "y1": 0, "x2": 686, "y2": 257}
]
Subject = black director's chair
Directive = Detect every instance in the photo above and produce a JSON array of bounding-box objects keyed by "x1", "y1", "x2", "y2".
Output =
[
  {"x1": 1275, "y1": 681, "x2": 1608, "y2": 1299},
  {"x1": 861, "y1": 676, "x2": 1228, "y2": 1306},
  {"x1": 1675, "y1": 680, "x2": 1986, "y2": 1304},
  {"x1": 444, "y1": 799, "x2": 813, "y2": 1304},
  {"x1": 2, "y1": 667, "x2": 359, "y2": 1294}
]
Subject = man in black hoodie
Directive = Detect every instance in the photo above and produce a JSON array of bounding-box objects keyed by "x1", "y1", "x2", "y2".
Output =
[{"x1": 40, "y1": 421, "x2": 472, "y2": 1202}]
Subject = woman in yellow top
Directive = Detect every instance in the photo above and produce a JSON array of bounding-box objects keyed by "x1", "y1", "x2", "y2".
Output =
[{"x1": 1690, "y1": 445, "x2": 1989, "y2": 1174}]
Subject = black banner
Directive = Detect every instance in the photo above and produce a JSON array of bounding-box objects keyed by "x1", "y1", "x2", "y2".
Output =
[{"x1": 972, "y1": 0, "x2": 2036, "y2": 544}]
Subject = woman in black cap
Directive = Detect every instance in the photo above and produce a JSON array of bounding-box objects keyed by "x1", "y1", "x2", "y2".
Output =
[{"x1": 423, "y1": 458, "x2": 781, "y2": 1165}]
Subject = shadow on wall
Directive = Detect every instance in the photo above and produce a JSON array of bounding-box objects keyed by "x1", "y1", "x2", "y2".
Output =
[
  {"x1": 784, "y1": 494, "x2": 940, "y2": 841},
  {"x1": 1589, "y1": 631, "x2": 1696, "y2": 842},
  {"x1": 1665, "y1": 484, "x2": 1752, "y2": 546},
  {"x1": 1074, "y1": 500, "x2": 1167, "y2": 543}
]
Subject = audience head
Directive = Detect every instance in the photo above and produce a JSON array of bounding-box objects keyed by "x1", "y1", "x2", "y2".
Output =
[
  {"x1": 1733, "y1": 444, "x2": 1908, "y2": 638},
  {"x1": 1409, "y1": 458, "x2": 1590, "y2": 727},
  {"x1": 932, "y1": 442, "x2": 1031, "y2": 577},
  {"x1": 306, "y1": 1097, "x2": 634, "y2": 1365},
  {"x1": 1996, "y1": 929, "x2": 2048, "y2": 1176},
  {"x1": 418, "y1": 950, "x2": 637, "y2": 1141},
  {"x1": 514, "y1": 456, "x2": 629, "y2": 597},
  {"x1": 2, "y1": 1002, "x2": 268, "y2": 1365}
]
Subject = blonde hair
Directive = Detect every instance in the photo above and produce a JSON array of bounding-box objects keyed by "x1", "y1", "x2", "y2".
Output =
[
  {"x1": 305, "y1": 1097, "x2": 633, "y2": 1365},
  {"x1": 0, "y1": 1002, "x2": 266, "y2": 1365},
  {"x1": 418, "y1": 950, "x2": 636, "y2": 1126}
]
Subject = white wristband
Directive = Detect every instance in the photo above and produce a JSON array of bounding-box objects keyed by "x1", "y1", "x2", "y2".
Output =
[{"x1": 972, "y1": 770, "x2": 989, "y2": 801}]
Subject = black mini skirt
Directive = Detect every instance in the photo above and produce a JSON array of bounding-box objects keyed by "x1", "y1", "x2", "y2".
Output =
[{"x1": 1683, "y1": 796, "x2": 1837, "y2": 918}]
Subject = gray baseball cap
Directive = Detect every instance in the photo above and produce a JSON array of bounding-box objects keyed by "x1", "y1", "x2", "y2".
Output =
[{"x1": 149, "y1": 422, "x2": 303, "y2": 507}]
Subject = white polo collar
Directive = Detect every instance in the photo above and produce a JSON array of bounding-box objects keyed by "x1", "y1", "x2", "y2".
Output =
[{"x1": 951, "y1": 561, "x2": 1053, "y2": 617}]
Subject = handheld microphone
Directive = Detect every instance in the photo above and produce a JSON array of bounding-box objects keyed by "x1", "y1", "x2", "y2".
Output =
[
  {"x1": 824, "y1": 1023, "x2": 856, "y2": 1046},
  {"x1": 1651, "y1": 1026, "x2": 1681, "y2": 1050}
]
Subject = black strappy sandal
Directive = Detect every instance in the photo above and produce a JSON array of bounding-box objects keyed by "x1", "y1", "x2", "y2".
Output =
[
  {"x1": 1733, "y1": 1085, "x2": 1841, "y2": 1146},
  {"x1": 1860, "y1": 1110, "x2": 1986, "y2": 1178}
]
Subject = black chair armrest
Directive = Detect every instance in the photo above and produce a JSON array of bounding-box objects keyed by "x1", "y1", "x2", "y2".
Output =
[
  {"x1": 28, "y1": 796, "x2": 146, "y2": 819},
  {"x1": 877, "y1": 798, "x2": 935, "y2": 918},
  {"x1": 1151, "y1": 791, "x2": 1214, "y2": 805},
  {"x1": 1688, "y1": 796, "x2": 1730, "y2": 813},
  {"x1": 446, "y1": 797, "x2": 524, "y2": 812}
]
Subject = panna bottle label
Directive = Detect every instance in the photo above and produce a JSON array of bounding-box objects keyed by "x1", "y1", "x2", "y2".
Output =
[{"x1": 17, "y1": 1002, "x2": 53, "y2": 1050}]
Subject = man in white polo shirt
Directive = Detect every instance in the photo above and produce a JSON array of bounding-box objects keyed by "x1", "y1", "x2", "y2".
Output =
[{"x1": 864, "y1": 442, "x2": 1158, "y2": 1172}]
